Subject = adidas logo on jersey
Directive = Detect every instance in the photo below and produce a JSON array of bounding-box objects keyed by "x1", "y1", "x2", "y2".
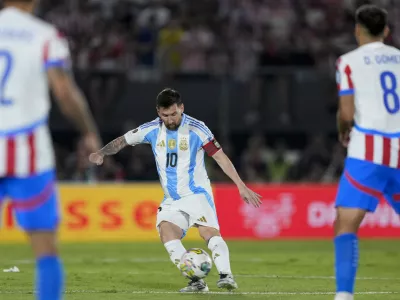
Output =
[
  {"x1": 197, "y1": 216, "x2": 207, "y2": 223},
  {"x1": 157, "y1": 140, "x2": 166, "y2": 148}
]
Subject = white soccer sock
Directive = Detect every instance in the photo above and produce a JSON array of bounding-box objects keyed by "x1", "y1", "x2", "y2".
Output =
[
  {"x1": 164, "y1": 239, "x2": 186, "y2": 269},
  {"x1": 208, "y1": 236, "x2": 232, "y2": 275},
  {"x1": 334, "y1": 292, "x2": 354, "y2": 300}
]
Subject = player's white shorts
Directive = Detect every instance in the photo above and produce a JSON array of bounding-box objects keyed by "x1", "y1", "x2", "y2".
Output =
[{"x1": 156, "y1": 193, "x2": 220, "y2": 235}]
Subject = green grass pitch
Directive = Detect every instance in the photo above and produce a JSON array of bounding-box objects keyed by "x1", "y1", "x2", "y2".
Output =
[{"x1": 1, "y1": 240, "x2": 400, "y2": 300}]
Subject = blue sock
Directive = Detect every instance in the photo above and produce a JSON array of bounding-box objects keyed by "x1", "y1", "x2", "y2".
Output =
[
  {"x1": 334, "y1": 233, "x2": 358, "y2": 294},
  {"x1": 37, "y1": 255, "x2": 64, "y2": 300}
]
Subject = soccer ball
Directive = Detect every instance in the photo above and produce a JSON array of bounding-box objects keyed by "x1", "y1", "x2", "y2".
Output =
[{"x1": 179, "y1": 248, "x2": 212, "y2": 280}]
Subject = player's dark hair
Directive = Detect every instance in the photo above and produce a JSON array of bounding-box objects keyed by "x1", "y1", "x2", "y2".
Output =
[
  {"x1": 355, "y1": 4, "x2": 388, "y2": 37},
  {"x1": 156, "y1": 88, "x2": 182, "y2": 108}
]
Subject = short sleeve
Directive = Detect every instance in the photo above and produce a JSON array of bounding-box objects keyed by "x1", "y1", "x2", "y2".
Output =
[
  {"x1": 123, "y1": 128, "x2": 148, "y2": 146},
  {"x1": 336, "y1": 57, "x2": 354, "y2": 96},
  {"x1": 190, "y1": 121, "x2": 214, "y2": 145},
  {"x1": 123, "y1": 120, "x2": 160, "y2": 146},
  {"x1": 44, "y1": 31, "x2": 71, "y2": 70}
]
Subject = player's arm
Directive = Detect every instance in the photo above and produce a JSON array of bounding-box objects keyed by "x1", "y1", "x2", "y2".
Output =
[
  {"x1": 203, "y1": 138, "x2": 262, "y2": 208},
  {"x1": 97, "y1": 136, "x2": 128, "y2": 156},
  {"x1": 89, "y1": 126, "x2": 150, "y2": 165},
  {"x1": 88, "y1": 135, "x2": 128, "y2": 165},
  {"x1": 46, "y1": 31, "x2": 100, "y2": 151},
  {"x1": 337, "y1": 94, "x2": 355, "y2": 147},
  {"x1": 48, "y1": 68, "x2": 99, "y2": 138},
  {"x1": 336, "y1": 57, "x2": 355, "y2": 147}
]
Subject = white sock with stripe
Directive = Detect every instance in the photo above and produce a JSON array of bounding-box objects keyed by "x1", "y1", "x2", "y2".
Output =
[
  {"x1": 164, "y1": 239, "x2": 186, "y2": 269},
  {"x1": 208, "y1": 236, "x2": 232, "y2": 275}
]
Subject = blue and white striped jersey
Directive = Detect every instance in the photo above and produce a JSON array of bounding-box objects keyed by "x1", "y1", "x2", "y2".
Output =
[{"x1": 124, "y1": 114, "x2": 220, "y2": 201}]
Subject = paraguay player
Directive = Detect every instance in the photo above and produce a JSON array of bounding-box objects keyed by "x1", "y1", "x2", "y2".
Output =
[
  {"x1": 89, "y1": 88, "x2": 262, "y2": 292},
  {"x1": 0, "y1": 1, "x2": 101, "y2": 299},
  {"x1": 335, "y1": 5, "x2": 400, "y2": 300}
]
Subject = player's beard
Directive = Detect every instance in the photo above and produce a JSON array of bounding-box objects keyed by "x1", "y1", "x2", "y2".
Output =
[
  {"x1": 165, "y1": 119, "x2": 182, "y2": 131},
  {"x1": 165, "y1": 123, "x2": 178, "y2": 130}
]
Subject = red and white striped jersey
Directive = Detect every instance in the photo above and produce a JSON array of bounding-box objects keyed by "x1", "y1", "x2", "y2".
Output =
[
  {"x1": 337, "y1": 42, "x2": 400, "y2": 168},
  {"x1": 0, "y1": 7, "x2": 70, "y2": 178}
]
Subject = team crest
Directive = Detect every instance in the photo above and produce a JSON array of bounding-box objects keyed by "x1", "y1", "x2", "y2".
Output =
[
  {"x1": 168, "y1": 139, "x2": 177, "y2": 150},
  {"x1": 179, "y1": 138, "x2": 188, "y2": 151}
]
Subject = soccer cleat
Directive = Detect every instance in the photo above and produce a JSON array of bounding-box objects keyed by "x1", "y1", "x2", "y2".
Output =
[
  {"x1": 179, "y1": 279, "x2": 209, "y2": 293},
  {"x1": 217, "y1": 273, "x2": 238, "y2": 290}
]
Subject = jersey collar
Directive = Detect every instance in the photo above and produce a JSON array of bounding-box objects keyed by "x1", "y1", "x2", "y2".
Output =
[
  {"x1": 181, "y1": 113, "x2": 187, "y2": 127},
  {"x1": 360, "y1": 41, "x2": 384, "y2": 49}
]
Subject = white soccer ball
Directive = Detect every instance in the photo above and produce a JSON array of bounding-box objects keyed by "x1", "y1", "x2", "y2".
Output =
[{"x1": 179, "y1": 248, "x2": 212, "y2": 280}]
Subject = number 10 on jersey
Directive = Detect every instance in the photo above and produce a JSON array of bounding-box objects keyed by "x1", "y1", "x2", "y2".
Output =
[{"x1": 166, "y1": 153, "x2": 178, "y2": 168}]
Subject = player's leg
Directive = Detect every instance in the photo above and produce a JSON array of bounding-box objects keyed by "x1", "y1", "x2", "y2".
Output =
[
  {"x1": 197, "y1": 225, "x2": 238, "y2": 290},
  {"x1": 156, "y1": 202, "x2": 190, "y2": 269},
  {"x1": 156, "y1": 206, "x2": 209, "y2": 293},
  {"x1": 7, "y1": 171, "x2": 64, "y2": 300},
  {"x1": 158, "y1": 220, "x2": 187, "y2": 267},
  {"x1": 334, "y1": 158, "x2": 384, "y2": 300},
  {"x1": 184, "y1": 192, "x2": 237, "y2": 290}
]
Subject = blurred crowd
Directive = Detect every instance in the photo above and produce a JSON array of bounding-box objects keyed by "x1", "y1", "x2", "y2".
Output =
[
  {"x1": 43, "y1": 0, "x2": 399, "y2": 81},
  {"x1": 41, "y1": 0, "x2": 393, "y2": 183},
  {"x1": 54, "y1": 131, "x2": 346, "y2": 183}
]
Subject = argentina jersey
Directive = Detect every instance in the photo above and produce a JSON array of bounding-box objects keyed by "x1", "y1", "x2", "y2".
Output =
[{"x1": 124, "y1": 114, "x2": 221, "y2": 201}]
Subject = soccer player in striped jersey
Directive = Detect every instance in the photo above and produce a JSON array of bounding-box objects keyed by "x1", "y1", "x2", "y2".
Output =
[
  {"x1": 334, "y1": 5, "x2": 400, "y2": 300},
  {"x1": 0, "y1": 1, "x2": 101, "y2": 299},
  {"x1": 90, "y1": 88, "x2": 262, "y2": 292}
]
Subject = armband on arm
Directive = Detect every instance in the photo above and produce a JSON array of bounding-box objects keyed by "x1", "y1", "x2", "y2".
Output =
[{"x1": 203, "y1": 139, "x2": 222, "y2": 156}]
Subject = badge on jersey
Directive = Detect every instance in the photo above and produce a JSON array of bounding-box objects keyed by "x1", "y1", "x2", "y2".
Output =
[
  {"x1": 168, "y1": 139, "x2": 177, "y2": 150},
  {"x1": 179, "y1": 138, "x2": 188, "y2": 151}
]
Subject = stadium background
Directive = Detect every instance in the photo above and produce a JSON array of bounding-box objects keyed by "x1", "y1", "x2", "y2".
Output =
[
  {"x1": 2, "y1": 0, "x2": 400, "y2": 242},
  {"x1": 2, "y1": 1, "x2": 400, "y2": 299}
]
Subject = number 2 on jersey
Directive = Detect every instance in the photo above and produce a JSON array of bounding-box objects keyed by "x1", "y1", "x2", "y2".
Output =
[
  {"x1": 0, "y1": 50, "x2": 13, "y2": 106},
  {"x1": 166, "y1": 153, "x2": 178, "y2": 168},
  {"x1": 380, "y1": 71, "x2": 400, "y2": 114}
]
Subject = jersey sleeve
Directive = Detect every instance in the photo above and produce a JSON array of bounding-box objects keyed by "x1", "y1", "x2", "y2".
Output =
[
  {"x1": 124, "y1": 128, "x2": 147, "y2": 146},
  {"x1": 336, "y1": 57, "x2": 354, "y2": 96},
  {"x1": 189, "y1": 121, "x2": 222, "y2": 156},
  {"x1": 43, "y1": 31, "x2": 71, "y2": 70},
  {"x1": 123, "y1": 120, "x2": 160, "y2": 146}
]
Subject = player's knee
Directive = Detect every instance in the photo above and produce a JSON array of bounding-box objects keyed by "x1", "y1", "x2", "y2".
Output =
[
  {"x1": 28, "y1": 232, "x2": 58, "y2": 258},
  {"x1": 334, "y1": 208, "x2": 366, "y2": 236},
  {"x1": 158, "y1": 221, "x2": 183, "y2": 243},
  {"x1": 334, "y1": 220, "x2": 359, "y2": 236},
  {"x1": 198, "y1": 226, "x2": 220, "y2": 242}
]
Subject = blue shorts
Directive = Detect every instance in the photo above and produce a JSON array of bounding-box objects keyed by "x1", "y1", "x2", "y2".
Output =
[
  {"x1": 0, "y1": 170, "x2": 60, "y2": 231},
  {"x1": 336, "y1": 158, "x2": 400, "y2": 213}
]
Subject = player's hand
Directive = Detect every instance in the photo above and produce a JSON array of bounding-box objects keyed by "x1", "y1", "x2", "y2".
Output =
[
  {"x1": 238, "y1": 185, "x2": 262, "y2": 208},
  {"x1": 89, "y1": 152, "x2": 104, "y2": 165},
  {"x1": 338, "y1": 130, "x2": 350, "y2": 148}
]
